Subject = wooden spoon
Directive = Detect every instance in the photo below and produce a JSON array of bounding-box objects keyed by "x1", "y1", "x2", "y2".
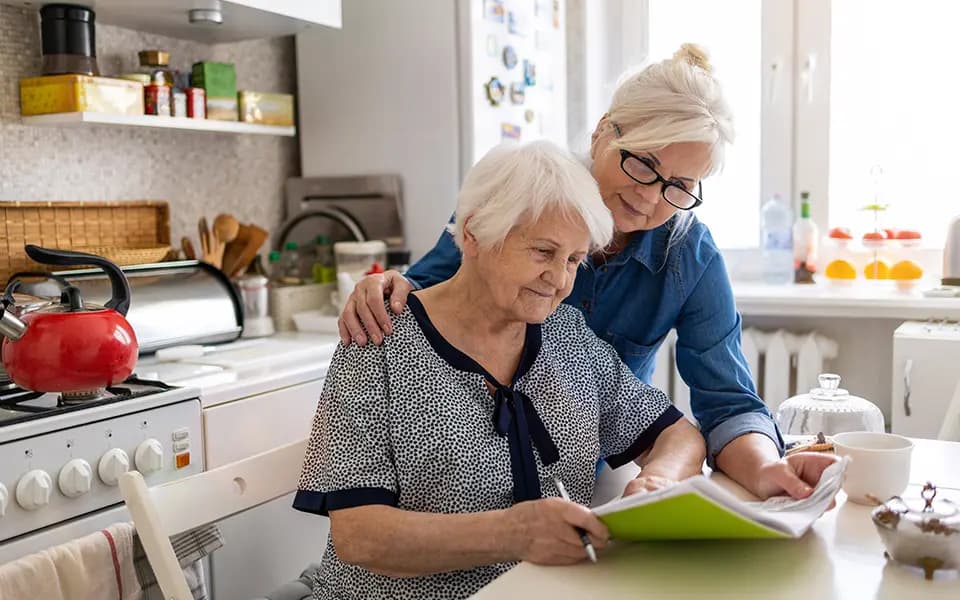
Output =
[
  {"x1": 212, "y1": 214, "x2": 240, "y2": 271},
  {"x1": 213, "y1": 214, "x2": 240, "y2": 246}
]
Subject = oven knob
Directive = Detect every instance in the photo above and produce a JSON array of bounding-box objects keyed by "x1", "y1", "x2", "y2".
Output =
[
  {"x1": 59, "y1": 459, "x2": 93, "y2": 498},
  {"x1": 98, "y1": 448, "x2": 130, "y2": 486},
  {"x1": 16, "y1": 470, "x2": 53, "y2": 511},
  {"x1": 135, "y1": 439, "x2": 164, "y2": 474},
  {"x1": 0, "y1": 483, "x2": 8, "y2": 517}
]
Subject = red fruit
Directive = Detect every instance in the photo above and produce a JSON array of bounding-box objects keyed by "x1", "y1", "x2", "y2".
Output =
[
  {"x1": 863, "y1": 231, "x2": 885, "y2": 241},
  {"x1": 883, "y1": 228, "x2": 897, "y2": 239},
  {"x1": 829, "y1": 227, "x2": 853, "y2": 239},
  {"x1": 895, "y1": 229, "x2": 921, "y2": 240}
]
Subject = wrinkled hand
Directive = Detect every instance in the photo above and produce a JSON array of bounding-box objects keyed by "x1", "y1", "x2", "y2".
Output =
[
  {"x1": 622, "y1": 475, "x2": 676, "y2": 497},
  {"x1": 507, "y1": 497, "x2": 609, "y2": 565},
  {"x1": 337, "y1": 270, "x2": 413, "y2": 345},
  {"x1": 753, "y1": 452, "x2": 841, "y2": 504}
]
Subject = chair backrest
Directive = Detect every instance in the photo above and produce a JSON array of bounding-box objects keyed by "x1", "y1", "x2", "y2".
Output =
[{"x1": 119, "y1": 439, "x2": 308, "y2": 600}]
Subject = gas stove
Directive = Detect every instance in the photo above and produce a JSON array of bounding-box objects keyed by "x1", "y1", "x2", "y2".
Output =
[
  {"x1": 0, "y1": 375, "x2": 202, "y2": 557},
  {"x1": 0, "y1": 377, "x2": 177, "y2": 428}
]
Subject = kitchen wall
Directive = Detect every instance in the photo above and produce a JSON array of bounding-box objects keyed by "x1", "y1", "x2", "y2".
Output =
[{"x1": 0, "y1": 3, "x2": 299, "y2": 248}]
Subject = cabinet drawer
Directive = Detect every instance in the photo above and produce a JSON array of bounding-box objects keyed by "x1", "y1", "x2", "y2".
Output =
[{"x1": 202, "y1": 379, "x2": 325, "y2": 468}]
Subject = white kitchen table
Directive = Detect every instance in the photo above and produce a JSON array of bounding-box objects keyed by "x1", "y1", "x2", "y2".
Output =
[{"x1": 473, "y1": 439, "x2": 960, "y2": 599}]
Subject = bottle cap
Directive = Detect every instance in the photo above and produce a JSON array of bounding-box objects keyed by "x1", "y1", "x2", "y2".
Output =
[
  {"x1": 268, "y1": 250, "x2": 282, "y2": 262},
  {"x1": 314, "y1": 234, "x2": 330, "y2": 245},
  {"x1": 283, "y1": 241, "x2": 299, "y2": 251}
]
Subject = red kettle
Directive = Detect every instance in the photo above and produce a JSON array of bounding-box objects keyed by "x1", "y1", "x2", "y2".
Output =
[{"x1": 0, "y1": 245, "x2": 138, "y2": 393}]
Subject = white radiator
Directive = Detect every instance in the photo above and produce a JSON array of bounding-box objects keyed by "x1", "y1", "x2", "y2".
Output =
[{"x1": 652, "y1": 328, "x2": 838, "y2": 421}]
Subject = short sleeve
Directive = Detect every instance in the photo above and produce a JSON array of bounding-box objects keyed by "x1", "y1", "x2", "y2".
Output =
[
  {"x1": 576, "y1": 311, "x2": 683, "y2": 468},
  {"x1": 293, "y1": 341, "x2": 397, "y2": 516}
]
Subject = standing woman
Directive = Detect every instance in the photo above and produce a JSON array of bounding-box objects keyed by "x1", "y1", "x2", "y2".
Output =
[{"x1": 338, "y1": 44, "x2": 836, "y2": 500}]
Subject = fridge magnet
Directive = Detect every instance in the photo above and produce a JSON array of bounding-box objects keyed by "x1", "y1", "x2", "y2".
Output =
[
  {"x1": 486, "y1": 34, "x2": 499, "y2": 57},
  {"x1": 523, "y1": 60, "x2": 537, "y2": 86},
  {"x1": 484, "y1": 76, "x2": 505, "y2": 106},
  {"x1": 507, "y1": 11, "x2": 529, "y2": 37},
  {"x1": 501, "y1": 122, "x2": 522, "y2": 140},
  {"x1": 502, "y1": 45, "x2": 518, "y2": 69},
  {"x1": 483, "y1": 0, "x2": 505, "y2": 23},
  {"x1": 524, "y1": 108, "x2": 536, "y2": 123},
  {"x1": 509, "y1": 82, "x2": 526, "y2": 104}
]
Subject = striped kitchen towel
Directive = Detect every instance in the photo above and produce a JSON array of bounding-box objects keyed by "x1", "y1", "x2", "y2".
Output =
[{"x1": 133, "y1": 523, "x2": 224, "y2": 600}]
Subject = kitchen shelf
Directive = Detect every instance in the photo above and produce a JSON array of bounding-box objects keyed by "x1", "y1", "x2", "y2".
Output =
[
  {"x1": 21, "y1": 112, "x2": 296, "y2": 137},
  {"x1": 733, "y1": 281, "x2": 960, "y2": 320}
]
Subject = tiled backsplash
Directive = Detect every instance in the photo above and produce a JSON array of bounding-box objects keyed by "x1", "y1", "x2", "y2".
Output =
[{"x1": 0, "y1": 3, "x2": 299, "y2": 253}]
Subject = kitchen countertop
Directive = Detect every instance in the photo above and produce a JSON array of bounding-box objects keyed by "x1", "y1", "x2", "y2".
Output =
[
  {"x1": 474, "y1": 438, "x2": 960, "y2": 599},
  {"x1": 136, "y1": 332, "x2": 340, "y2": 407},
  {"x1": 733, "y1": 281, "x2": 960, "y2": 319}
]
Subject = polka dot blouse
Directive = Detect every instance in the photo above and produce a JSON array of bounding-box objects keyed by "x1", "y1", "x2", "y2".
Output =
[{"x1": 294, "y1": 295, "x2": 682, "y2": 599}]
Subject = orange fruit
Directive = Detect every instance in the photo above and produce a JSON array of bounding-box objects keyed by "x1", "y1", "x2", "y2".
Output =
[
  {"x1": 890, "y1": 260, "x2": 923, "y2": 280},
  {"x1": 825, "y1": 259, "x2": 857, "y2": 279},
  {"x1": 864, "y1": 260, "x2": 890, "y2": 279}
]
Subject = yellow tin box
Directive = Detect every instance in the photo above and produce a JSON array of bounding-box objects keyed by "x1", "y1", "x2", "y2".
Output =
[
  {"x1": 20, "y1": 75, "x2": 145, "y2": 116},
  {"x1": 238, "y1": 91, "x2": 294, "y2": 126}
]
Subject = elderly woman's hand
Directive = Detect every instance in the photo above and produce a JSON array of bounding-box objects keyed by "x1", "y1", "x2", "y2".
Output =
[
  {"x1": 507, "y1": 497, "x2": 609, "y2": 565},
  {"x1": 622, "y1": 474, "x2": 677, "y2": 497},
  {"x1": 337, "y1": 270, "x2": 413, "y2": 346}
]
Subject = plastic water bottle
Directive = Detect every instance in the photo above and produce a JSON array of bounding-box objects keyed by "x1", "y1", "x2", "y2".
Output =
[{"x1": 760, "y1": 194, "x2": 794, "y2": 284}]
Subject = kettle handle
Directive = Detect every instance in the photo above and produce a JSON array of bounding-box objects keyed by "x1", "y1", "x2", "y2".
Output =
[{"x1": 24, "y1": 245, "x2": 132, "y2": 316}]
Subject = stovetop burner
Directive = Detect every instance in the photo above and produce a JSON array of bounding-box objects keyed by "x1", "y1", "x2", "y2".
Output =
[{"x1": 0, "y1": 377, "x2": 175, "y2": 427}]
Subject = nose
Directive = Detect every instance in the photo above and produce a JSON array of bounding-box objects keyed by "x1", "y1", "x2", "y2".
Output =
[
  {"x1": 632, "y1": 182, "x2": 660, "y2": 204},
  {"x1": 540, "y1": 258, "x2": 568, "y2": 290}
]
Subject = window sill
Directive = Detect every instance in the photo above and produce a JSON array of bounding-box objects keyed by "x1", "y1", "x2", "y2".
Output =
[{"x1": 732, "y1": 280, "x2": 960, "y2": 319}]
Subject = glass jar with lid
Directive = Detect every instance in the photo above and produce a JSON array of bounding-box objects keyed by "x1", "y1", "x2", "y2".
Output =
[{"x1": 776, "y1": 373, "x2": 885, "y2": 435}]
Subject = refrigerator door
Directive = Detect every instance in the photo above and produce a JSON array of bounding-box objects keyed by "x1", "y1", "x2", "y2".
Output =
[
  {"x1": 891, "y1": 321, "x2": 960, "y2": 440},
  {"x1": 460, "y1": 0, "x2": 568, "y2": 175}
]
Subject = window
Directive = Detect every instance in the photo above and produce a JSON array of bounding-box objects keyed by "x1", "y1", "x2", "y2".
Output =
[
  {"x1": 647, "y1": 0, "x2": 763, "y2": 249},
  {"x1": 827, "y1": 0, "x2": 958, "y2": 247},
  {"x1": 637, "y1": 0, "x2": 954, "y2": 253}
]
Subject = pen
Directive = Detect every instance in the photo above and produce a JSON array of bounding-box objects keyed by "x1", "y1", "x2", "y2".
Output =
[{"x1": 552, "y1": 477, "x2": 597, "y2": 563}]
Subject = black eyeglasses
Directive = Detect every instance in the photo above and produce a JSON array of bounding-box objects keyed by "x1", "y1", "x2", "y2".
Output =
[{"x1": 618, "y1": 149, "x2": 703, "y2": 210}]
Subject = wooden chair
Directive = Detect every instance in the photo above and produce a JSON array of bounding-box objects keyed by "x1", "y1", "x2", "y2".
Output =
[{"x1": 119, "y1": 439, "x2": 308, "y2": 600}]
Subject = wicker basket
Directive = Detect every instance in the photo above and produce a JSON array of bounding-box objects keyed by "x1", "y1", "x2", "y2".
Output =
[
  {"x1": 0, "y1": 200, "x2": 171, "y2": 283},
  {"x1": 71, "y1": 245, "x2": 173, "y2": 267}
]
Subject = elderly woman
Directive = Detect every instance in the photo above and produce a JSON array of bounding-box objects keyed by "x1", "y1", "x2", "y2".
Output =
[
  {"x1": 339, "y1": 44, "x2": 839, "y2": 501},
  {"x1": 293, "y1": 140, "x2": 705, "y2": 599}
]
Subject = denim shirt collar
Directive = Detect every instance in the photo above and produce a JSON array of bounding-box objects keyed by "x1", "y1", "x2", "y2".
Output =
[{"x1": 609, "y1": 217, "x2": 674, "y2": 273}]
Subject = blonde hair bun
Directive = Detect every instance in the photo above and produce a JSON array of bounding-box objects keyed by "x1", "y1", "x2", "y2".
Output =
[{"x1": 672, "y1": 43, "x2": 712, "y2": 74}]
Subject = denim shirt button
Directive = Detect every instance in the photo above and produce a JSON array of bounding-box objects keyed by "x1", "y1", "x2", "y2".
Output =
[
  {"x1": 600, "y1": 266, "x2": 607, "y2": 273},
  {"x1": 581, "y1": 299, "x2": 591, "y2": 310}
]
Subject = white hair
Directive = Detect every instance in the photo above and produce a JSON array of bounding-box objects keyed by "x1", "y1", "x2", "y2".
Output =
[
  {"x1": 448, "y1": 140, "x2": 613, "y2": 252},
  {"x1": 607, "y1": 43, "x2": 736, "y2": 255}
]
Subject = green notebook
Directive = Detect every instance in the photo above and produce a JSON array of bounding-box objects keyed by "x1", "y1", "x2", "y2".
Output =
[{"x1": 592, "y1": 458, "x2": 847, "y2": 541}]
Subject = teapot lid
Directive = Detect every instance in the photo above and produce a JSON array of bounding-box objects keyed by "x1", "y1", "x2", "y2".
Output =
[{"x1": 875, "y1": 483, "x2": 960, "y2": 530}]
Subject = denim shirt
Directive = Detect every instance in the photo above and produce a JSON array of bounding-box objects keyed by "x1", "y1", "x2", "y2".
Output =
[{"x1": 404, "y1": 216, "x2": 785, "y2": 467}]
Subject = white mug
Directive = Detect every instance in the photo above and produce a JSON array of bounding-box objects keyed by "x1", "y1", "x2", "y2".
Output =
[{"x1": 831, "y1": 431, "x2": 913, "y2": 505}]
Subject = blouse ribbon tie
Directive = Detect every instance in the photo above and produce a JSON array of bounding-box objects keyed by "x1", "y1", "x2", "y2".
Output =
[{"x1": 492, "y1": 386, "x2": 560, "y2": 503}]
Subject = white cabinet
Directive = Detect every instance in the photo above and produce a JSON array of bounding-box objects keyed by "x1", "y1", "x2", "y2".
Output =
[
  {"x1": 202, "y1": 377, "x2": 327, "y2": 598},
  {"x1": 891, "y1": 321, "x2": 960, "y2": 440},
  {"x1": 90, "y1": 0, "x2": 341, "y2": 43}
]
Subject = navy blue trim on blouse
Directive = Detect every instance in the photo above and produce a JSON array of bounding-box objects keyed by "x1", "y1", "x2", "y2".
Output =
[
  {"x1": 407, "y1": 293, "x2": 559, "y2": 503},
  {"x1": 293, "y1": 487, "x2": 398, "y2": 516},
  {"x1": 605, "y1": 405, "x2": 685, "y2": 469}
]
